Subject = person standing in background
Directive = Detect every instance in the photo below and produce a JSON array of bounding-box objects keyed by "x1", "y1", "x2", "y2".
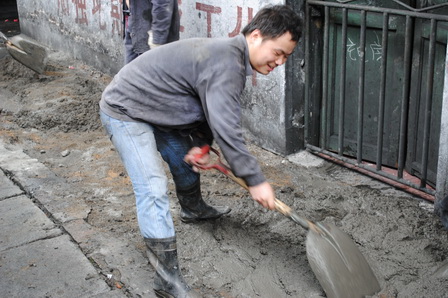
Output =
[{"x1": 123, "y1": 0, "x2": 180, "y2": 64}]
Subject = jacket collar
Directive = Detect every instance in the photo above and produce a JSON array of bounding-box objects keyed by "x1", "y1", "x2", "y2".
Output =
[{"x1": 235, "y1": 34, "x2": 253, "y2": 77}]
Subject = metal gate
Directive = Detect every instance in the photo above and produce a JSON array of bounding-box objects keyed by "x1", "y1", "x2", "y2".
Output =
[{"x1": 304, "y1": 0, "x2": 448, "y2": 200}]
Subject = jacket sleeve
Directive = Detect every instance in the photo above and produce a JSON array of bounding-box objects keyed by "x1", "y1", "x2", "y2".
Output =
[{"x1": 197, "y1": 62, "x2": 266, "y2": 187}]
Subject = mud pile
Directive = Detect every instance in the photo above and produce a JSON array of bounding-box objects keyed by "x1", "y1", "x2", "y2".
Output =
[{"x1": 1, "y1": 53, "x2": 447, "y2": 297}]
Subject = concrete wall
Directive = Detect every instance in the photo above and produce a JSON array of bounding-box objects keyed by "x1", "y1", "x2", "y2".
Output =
[
  {"x1": 16, "y1": 0, "x2": 306, "y2": 156},
  {"x1": 17, "y1": 0, "x2": 125, "y2": 74}
]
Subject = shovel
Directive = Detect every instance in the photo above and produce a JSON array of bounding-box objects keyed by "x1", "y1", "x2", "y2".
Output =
[
  {"x1": 0, "y1": 31, "x2": 48, "y2": 74},
  {"x1": 192, "y1": 145, "x2": 381, "y2": 298}
]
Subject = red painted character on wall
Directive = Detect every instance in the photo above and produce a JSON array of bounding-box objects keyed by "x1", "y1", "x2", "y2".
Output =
[
  {"x1": 58, "y1": 0, "x2": 70, "y2": 16},
  {"x1": 92, "y1": 0, "x2": 107, "y2": 30},
  {"x1": 72, "y1": 0, "x2": 88, "y2": 24},
  {"x1": 110, "y1": 0, "x2": 123, "y2": 36},
  {"x1": 58, "y1": 0, "x2": 122, "y2": 35}
]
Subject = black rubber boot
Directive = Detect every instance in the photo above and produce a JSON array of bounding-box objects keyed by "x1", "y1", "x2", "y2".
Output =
[
  {"x1": 145, "y1": 237, "x2": 201, "y2": 298},
  {"x1": 176, "y1": 181, "x2": 231, "y2": 223}
]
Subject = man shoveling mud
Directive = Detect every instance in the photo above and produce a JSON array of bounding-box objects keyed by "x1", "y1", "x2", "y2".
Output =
[{"x1": 99, "y1": 5, "x2": 302, "y2": 297}]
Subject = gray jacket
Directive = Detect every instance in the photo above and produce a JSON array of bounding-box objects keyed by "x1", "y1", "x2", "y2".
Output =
[{"x1": 100, "y1": 34, "x2": 265, "y2": 186}]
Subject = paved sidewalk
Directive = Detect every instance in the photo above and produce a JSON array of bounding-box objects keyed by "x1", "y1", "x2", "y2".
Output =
[{"x1": 0, "y1": 139, "x2": 154, "y2": 297}]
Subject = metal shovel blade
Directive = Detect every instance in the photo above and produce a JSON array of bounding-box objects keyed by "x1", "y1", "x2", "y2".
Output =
[
  {"x1": 192, "y1": 146, "x2": 381, "y2": 297},
  {"x1": 1, "y1": 32, "x2": 48, "y2": 73},
  {"x1": 306, "y1": 222, "x2": 381, "y2": 298}
]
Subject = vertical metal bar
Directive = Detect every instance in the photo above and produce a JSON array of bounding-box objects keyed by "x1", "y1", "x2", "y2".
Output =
[
  {"x1": 376, "y1": 12, "x2": 389, "y2": 171},
  {"x1": 320, "y1": 6, "x2": 330, "y2": 147},
  {"x1": 338, "y1": 8, "x2": 347, "y2": 155},
  {"x1": 398, "y1": 16, "x2": 413, "y2": 179},
  {"x1": 435, "y1": 41, "x2": 448, "y2": 207},
  {"x1": 420, "y1": 19, "x2": 437, "y2": 188},
  {"x1": 357, "y1": 10, "x2": 366, "y2": 164},
  {"x1": 304, "y1": 3, "x2": 311, "y2": 143}
]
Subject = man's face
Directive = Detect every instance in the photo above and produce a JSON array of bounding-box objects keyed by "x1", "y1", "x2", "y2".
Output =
[{"x1": 247, "y1": 29, "x2": 297, "y2": 75}]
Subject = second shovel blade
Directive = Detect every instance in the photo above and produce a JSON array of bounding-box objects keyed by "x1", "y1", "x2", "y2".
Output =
[{"x1": 7, "y1": 34, "x2": 48, "y2": 74}]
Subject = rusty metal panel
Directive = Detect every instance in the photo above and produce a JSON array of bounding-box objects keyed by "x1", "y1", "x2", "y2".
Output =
[
  {"x1": 324, "y1": 3, "x2": 407, "y2": 167},
  {"x1": 305, "y1": 0, "x2": 448, "y2": 198}
]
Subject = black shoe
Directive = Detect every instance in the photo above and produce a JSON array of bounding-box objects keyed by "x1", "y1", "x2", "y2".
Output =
[
  {"x1": 177, "y1": 181, "x2": 231, "y2": 223},
  {"x1": 180, "y1": 205, "x2": 231, "y2": 223}
]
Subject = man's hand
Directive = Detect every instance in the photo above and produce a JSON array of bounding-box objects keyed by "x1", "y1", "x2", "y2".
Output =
[
  {"x1": 249, "y1": 181, "x2": 275, "y2": 210},
  {"x1": 147, "y1": 30, "x2": 162, "y2": 49},
  {"x1": 184, "y1": 146, "x2": 210, "y2": 172}
]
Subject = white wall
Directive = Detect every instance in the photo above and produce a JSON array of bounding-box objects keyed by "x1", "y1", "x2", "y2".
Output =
[{"x1": 16, "y1": 0, "x2": 301, "y2": 155}]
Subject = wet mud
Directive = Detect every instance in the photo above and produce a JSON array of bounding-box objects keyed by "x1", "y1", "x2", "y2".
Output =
[{"x1": 1, "y1": 53, "x2": 447, "y2": 297}]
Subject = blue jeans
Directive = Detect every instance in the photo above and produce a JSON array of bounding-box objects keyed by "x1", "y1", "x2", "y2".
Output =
[{"x1": 100, "y1": 111, "x2": 199, "y2": 238}]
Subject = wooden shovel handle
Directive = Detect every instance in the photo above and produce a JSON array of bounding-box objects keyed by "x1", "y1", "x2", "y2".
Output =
[
  {"x1": 224, "y1": 166, "x2": 319, "y2": 231},
  {"x1": 192, "y1": 146, "x2": 323, "y2": 232}
]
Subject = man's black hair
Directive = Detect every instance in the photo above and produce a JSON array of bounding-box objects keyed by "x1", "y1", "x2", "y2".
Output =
[{"x1": 241, "y1": 5, "x2": 302, "y2": 42}]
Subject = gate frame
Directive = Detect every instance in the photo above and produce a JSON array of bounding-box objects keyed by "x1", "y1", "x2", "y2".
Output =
[{"x1": 304, "y1": 0, "x2": 448, "y2": 202}]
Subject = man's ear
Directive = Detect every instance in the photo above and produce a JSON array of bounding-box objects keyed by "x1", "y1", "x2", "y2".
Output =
[{"x1": 248, "y1": 29, "x2": 262, "y2": 43}]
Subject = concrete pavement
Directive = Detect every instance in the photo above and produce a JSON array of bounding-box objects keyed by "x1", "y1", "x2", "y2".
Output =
[
  {"x1": 0, "y1": 139, "x2": 155, "y2": 297},
  {"x1": 0, "y1": 13, "x2": 149, "y2": 297}
]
